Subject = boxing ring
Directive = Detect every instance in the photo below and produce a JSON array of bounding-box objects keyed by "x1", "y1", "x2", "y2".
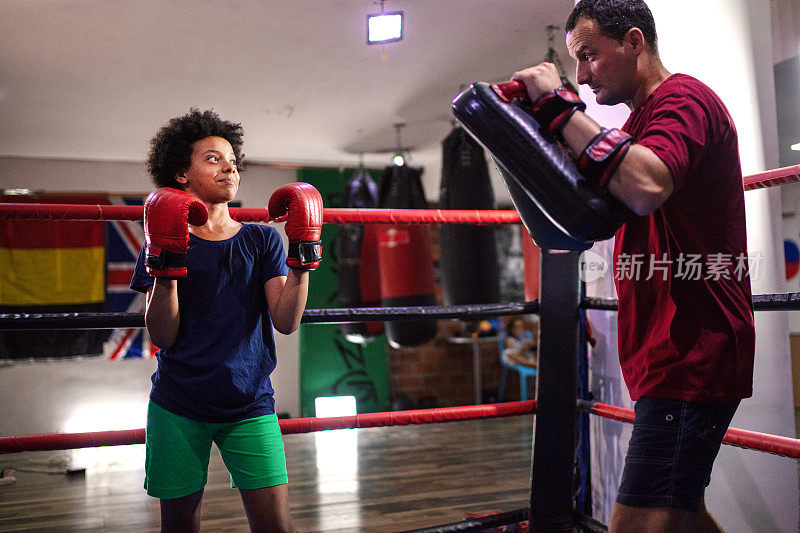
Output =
[{"x1": 2, "y1": 163, "x2": 800, "y2": 532}]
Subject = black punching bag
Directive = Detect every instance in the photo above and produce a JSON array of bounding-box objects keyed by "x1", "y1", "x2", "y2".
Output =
[
  {"x1": 377, "y1": 165, "x2": 438, "y2": 348},
  {"x1": 439, "y1": 126, "x2": 500, "y2": 305},
  {"x1": 337, "y1": 169, "x2": 383, "y2": 344}
]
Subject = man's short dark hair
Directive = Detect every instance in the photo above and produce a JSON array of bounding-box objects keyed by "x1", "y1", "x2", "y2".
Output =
[
  {"x1": 147, "y1": 108, "x2": 244, "y2": 189},
  {"x1": 566, "y1": 0, "x2": 658, "y2": 55}
]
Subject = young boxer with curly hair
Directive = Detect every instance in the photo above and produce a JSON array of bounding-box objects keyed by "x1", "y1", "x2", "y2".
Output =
[{"x1": 131, "y1": 108, "x2": 322, "y2": 532}]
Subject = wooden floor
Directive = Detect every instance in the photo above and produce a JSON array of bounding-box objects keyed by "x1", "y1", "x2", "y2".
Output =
[{"x1": 0, "y1": 416, "x2": 534, "y2": 532}]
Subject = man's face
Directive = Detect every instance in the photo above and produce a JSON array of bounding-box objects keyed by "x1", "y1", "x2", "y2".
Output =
[{"x1": 567, "y1": 16, "x2": 637, "y2": 106}]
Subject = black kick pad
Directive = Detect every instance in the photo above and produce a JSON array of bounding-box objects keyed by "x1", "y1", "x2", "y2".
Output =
[{"x1": 451, "y1": 82, "x2": 634, "y2": 251}]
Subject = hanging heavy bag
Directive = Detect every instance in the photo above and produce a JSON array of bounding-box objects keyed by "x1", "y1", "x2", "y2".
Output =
[
  {"x1": 439, "y1": 126, "x2": 500, "y2": 307},
  {"x1": 337, "y1": 169, "x2": 383, "y2": 344},
  {"x1": 377, "y1": 164, "x2": 438, "y2": 348}
]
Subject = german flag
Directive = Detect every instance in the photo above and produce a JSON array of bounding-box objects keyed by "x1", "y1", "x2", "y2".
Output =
[{"x1": 0, "y1": 193, "x2": 109, "y2": 359}]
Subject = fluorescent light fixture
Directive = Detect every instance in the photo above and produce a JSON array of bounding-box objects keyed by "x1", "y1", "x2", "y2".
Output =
[
  {"x1": 367, "y1": 11, "x2": 403, "y2": 44},
  {"x1": 315, "y1": 395, "x2": 357, "y2": 417},
  {"x1": 791, "y1": 142, "x2": 800, "y2": 151}
]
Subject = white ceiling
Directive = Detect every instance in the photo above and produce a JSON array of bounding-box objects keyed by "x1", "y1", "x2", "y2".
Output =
[{"x1": 0, "y1": 0, "x2": 574, "y2": 175}]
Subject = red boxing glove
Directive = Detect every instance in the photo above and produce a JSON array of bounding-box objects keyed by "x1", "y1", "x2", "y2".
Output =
[
  {"x1": 268, "y1": 182, "x2": 323, "y2": 270},
  {"x1": 144, "y1": 187, "x2": 208, "y2": 278}
]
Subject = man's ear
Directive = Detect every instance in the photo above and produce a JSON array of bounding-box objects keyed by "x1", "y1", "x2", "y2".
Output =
[
  {"x1": 175, "y1": 172, "x2": 188, "y2": 185},
  {"x1": 625, "y1": 27, "x2": 646, "y2": 55}
]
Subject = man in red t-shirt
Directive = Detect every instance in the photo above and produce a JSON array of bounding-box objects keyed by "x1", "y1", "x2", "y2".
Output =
[{"x1": 512, "y1": 0, "x2": 754, "y2": 531}]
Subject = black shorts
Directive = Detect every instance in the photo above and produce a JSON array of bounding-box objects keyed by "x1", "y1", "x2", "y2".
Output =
[{"x1": 616, "y1": 397, "x2": 739, "y2": 512}]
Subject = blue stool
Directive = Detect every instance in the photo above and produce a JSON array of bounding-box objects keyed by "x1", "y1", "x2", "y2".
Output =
[{"x1": 497, "y1": 331, "x2": 538, "y2": 401}]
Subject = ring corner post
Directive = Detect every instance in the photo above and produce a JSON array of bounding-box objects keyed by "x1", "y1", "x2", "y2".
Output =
[{"x1": 529, "y1": 249, "x2": 581, "y2": 532}]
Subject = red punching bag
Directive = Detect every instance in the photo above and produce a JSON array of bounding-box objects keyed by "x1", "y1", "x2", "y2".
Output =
[{"x1": 377, "y1": 165, "x2": 438, "y2": 348}]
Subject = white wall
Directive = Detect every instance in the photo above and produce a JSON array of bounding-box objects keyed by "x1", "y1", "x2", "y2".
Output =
[
  {"x1": 0, "y1": 157, "x2": 302, "y2": 434},
  {"x1": 775, "y1": 0, "x2": 800, "y2": 333},
  {"x1": 782, "y1": 182, "x2": 800, "y2": 333},
  {"x1": 771, "y1": 0, "x2": 800, "y2": 65}
]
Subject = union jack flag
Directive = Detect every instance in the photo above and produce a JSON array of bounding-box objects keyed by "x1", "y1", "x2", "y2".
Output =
[{"x1": 103, "y1": 195, "x2": 157, "y2": 359}]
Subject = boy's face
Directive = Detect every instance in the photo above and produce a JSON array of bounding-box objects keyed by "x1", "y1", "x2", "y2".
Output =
[{"x1": 176, "y1": 136, "x2": 239, "y2": 204}]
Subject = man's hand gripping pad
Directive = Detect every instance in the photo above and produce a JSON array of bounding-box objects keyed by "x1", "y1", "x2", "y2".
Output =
[{"x1": 451, "y1": 82, "x2": 634, "y2": 251}]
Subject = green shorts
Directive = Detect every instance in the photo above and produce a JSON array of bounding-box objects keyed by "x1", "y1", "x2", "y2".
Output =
[{"x1": 144, "y1": 401, "x2": 288, "y2": 499}]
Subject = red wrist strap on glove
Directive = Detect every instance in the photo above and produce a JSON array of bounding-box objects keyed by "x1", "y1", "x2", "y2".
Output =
[
  {"x1": 577, "y1": 128, "x2": 634, "y2": 190},
  {"x1": 530, "y1": 86, "x2": 586, "y2": 136}
]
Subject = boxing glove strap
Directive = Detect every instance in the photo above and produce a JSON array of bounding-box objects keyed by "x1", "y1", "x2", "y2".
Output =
[
  {"x1": 145, "y1": 245, "x2": 186, "y2": 270},
  {"x1": 288, "y1": 241, "x2": 323, "y2": 265},
  {"x1": 577, "y1": 128, "x2": 634, "y2": 190},
  {"x1": 530, "y1": 86, "x2": 586, "y2": 136}
]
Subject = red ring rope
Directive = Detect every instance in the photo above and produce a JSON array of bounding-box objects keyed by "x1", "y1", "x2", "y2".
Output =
[
  {"x1": 588, "y1": 402, "x2": 800, "y2": 459},
  {"x1": 0, "y1": 204, "x2": 522, "y2": 225},
  {"x1": 0, "y1": 400, "x2": 536, "y2": 453},
  {"x1": 320, "y1": 208, "x2": 522, "y2": 225},
  {"x1": 742, "y1": 164, "x2": 800, "y2": 191},
  {"x1": 3, "y1": 400, "x2": 799, "y2": 459}
]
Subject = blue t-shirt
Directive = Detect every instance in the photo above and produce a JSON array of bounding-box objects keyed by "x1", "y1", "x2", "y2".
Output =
[{"x1": 130, "y1": 224, "x2": 289, "y2": 423}]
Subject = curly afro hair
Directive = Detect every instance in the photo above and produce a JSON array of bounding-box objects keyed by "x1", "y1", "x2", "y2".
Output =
[{"x1": 146, "y1": 108, "x2": 244, "y2": 189}]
